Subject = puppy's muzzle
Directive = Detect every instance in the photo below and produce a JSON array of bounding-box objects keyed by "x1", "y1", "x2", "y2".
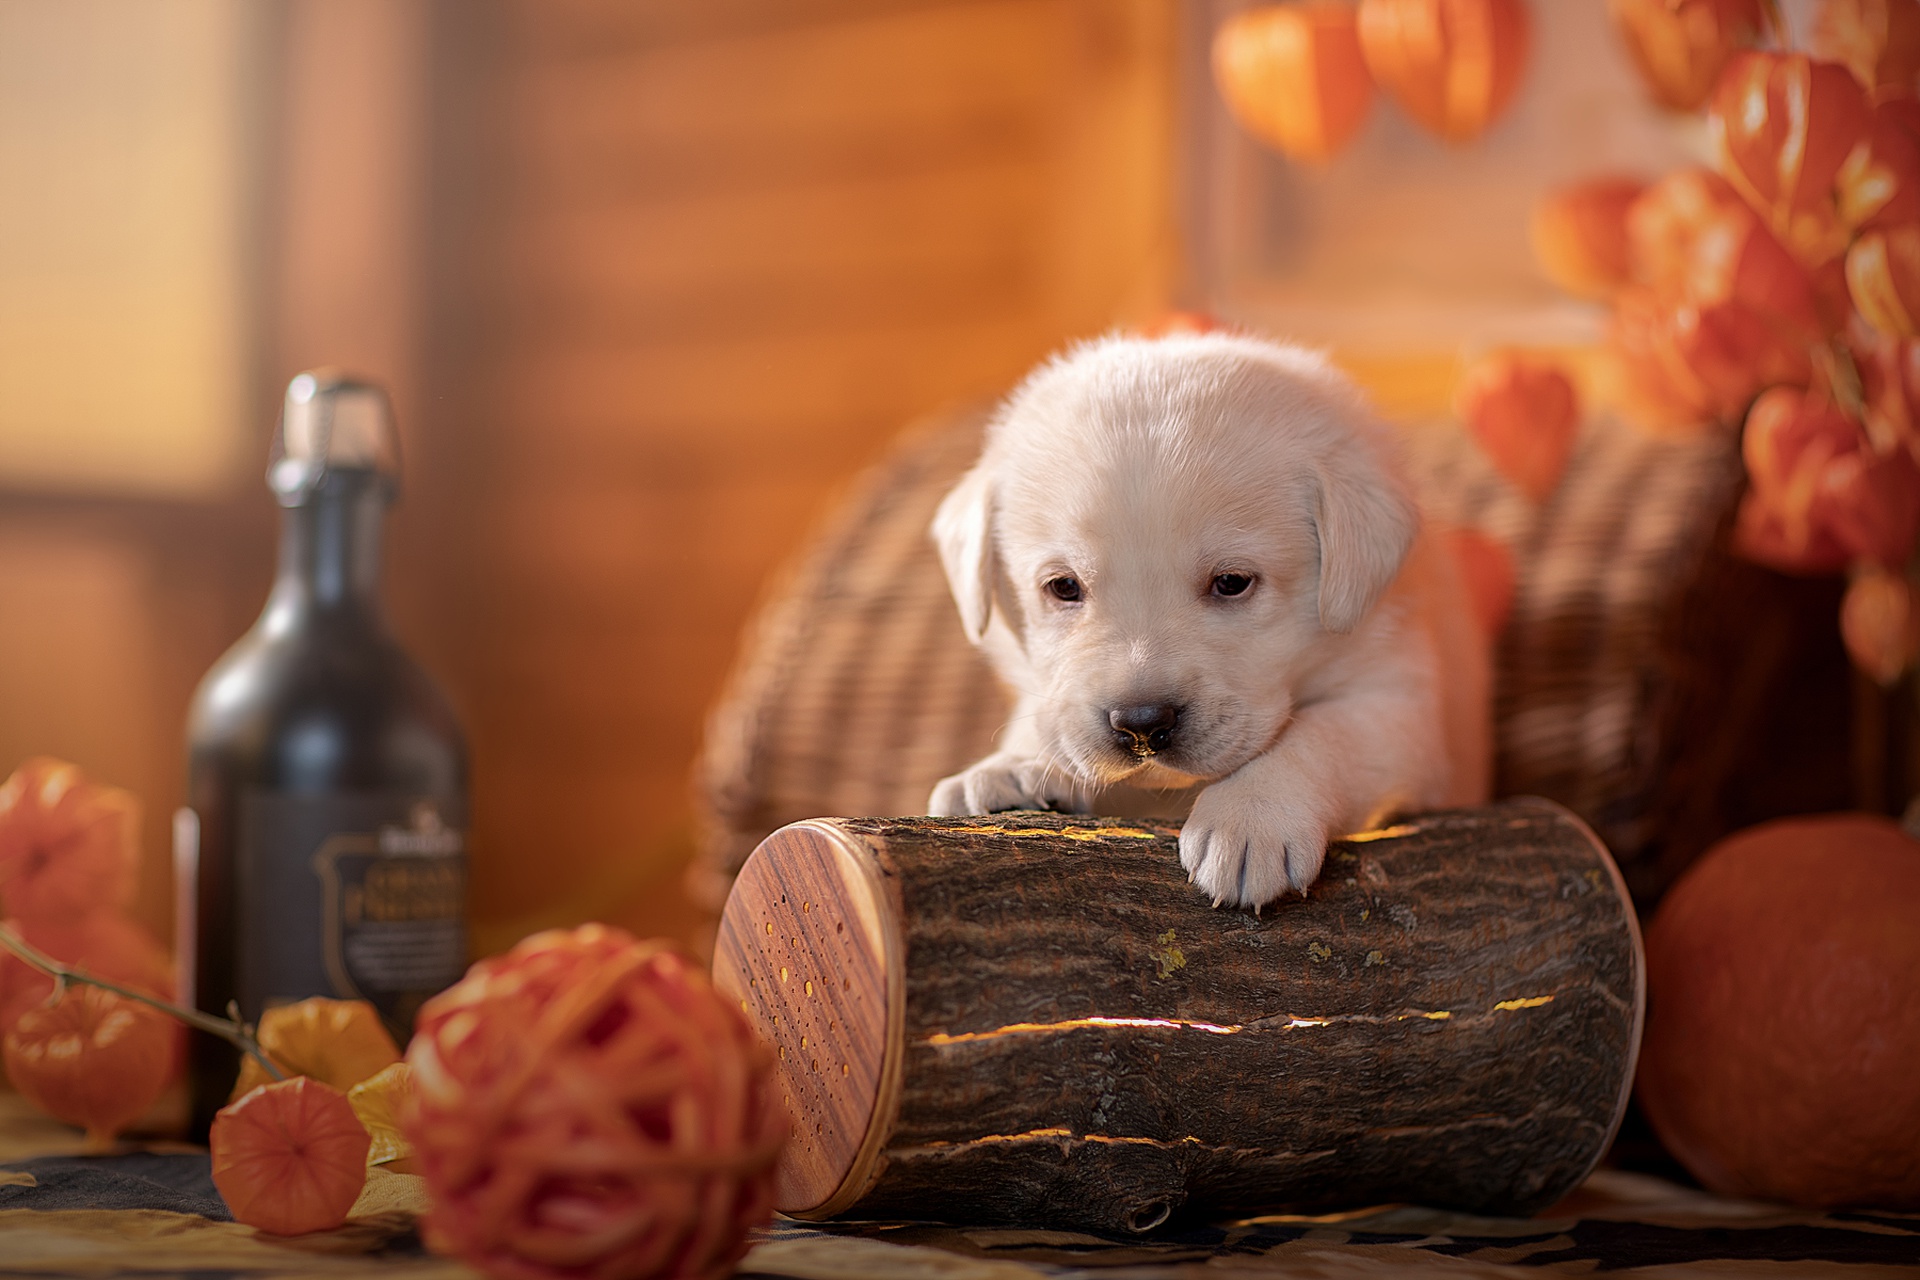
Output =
[{"x1": 1109, "y1": 703, "x2": 1182, "y2": 758}]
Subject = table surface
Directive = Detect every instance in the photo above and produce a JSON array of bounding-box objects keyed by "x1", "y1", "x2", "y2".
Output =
[{"x1": 3, "y1": 1094, "x2": 1917, "y2": 1278}]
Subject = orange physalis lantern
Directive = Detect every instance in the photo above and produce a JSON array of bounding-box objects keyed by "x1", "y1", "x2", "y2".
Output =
[
  {"x1": 1626, "y1": 168, "x2": 1840, "y2": 338},
  {"x1": 1813, "y1": 0, "x2": 1920, "y2": 94},
  {"x1": 1454, "y1": 352, "x2": 1581, "y2": 500},
  {"x1": 1710, "y1": 51, "x2": 1873, "y2": 266},
  {"x1": 1837, "y1": 97, "x2": 1920, "y2": 235},
  {"x1": 212, "y1": 1076, "x2": 372, "y2": 1235},
  {"x1": 1736, "y1": 384, "x2": 1920, "y2": 572},
  {"x1": 1531, "y1": 176, "x2": 1646, "y2": 299},
  {"x1": 1355, "y1": 0, "x2": 1531, "y2": 144},
  {"x1": 1214, "y1": 4, "x2": 1375, "y2": 165},
  {"x1": 1609, "y1": 0, "x2": 1776, "y2": 111},
  {"x1": 1439, "y1": 526, "x2": 1517, "y2": 637},
  {"x1": 1849, "y1": 221, "x2": 1920, "y2": 335},
  {"x1": 230, "y1": 996, "x2": 401, "y2": 1101},
  {"x1": 0, "y1": 911, "x2": 175, "y2": 1037},
  {"x1": 1851, "y1": 312, "x2": 1920, "y2": 451},
  {"x1": 3, "y1": 986, "x2": 176, "y2": 1148},
  {"x1": 1841, "y1": 566, "x2": 1920, "y2": 683},
  {"x1": 0, "y1": 758, "x2": 139, "y2": 927},
  {"x1": 1606, "y1": 169, "x2": 1831, "y2": 432}
]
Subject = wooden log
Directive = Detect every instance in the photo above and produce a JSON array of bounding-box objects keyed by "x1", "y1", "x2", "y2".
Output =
[{"x1": 711, "y1": 799, "x2": 1644, "y2": 1234}]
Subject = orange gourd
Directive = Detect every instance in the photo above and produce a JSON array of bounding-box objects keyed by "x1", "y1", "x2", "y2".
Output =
[
  {"x1": 1213, "y1": 4, "x2": 1375, "y2": 164},
  {"x1": 1356, "y1": 0, "x2": 1530, "y2": 143},
  {"x1": 1609, "y1": 0, "x2": 1776, "y2": 111},
  {"x1": 3, "y1": 986, "x2": 175, "y2": 1148},
  {"x1": 1454, "y1": 352, "x2": 1580, "y2": 500},
  {"x1": 212, "y1": 1076, "x2": 371, "y2": 1235},
  {"x1": 1637, "y1": 814, "x2": 1920, "y2": 1208},
  {"x1": 1530, "y1": 176, "x2": 1646, "y2": 299}
]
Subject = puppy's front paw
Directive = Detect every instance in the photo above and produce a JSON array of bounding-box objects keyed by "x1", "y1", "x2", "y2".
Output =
[
  {"x1": 928, "y1": 754, "x2": 1077, "y2": 816},
  {"x1": 1178, "y1": 779, "x2": 1331, "y2": 909}
]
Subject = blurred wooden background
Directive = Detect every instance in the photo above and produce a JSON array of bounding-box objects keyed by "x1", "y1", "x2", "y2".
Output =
[{"x1": 0, "y1": 0, "x2": 1179, "y2": 955}]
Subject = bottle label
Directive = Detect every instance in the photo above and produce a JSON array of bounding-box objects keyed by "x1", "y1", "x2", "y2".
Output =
[{"x1": 237, "y1": 792, "x2": 467, "y2": 1041}]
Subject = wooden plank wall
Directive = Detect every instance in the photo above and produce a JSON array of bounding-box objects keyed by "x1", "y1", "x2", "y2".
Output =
[{"x1": 412, "y1": 0, "x2": 1180, "y2": 953}]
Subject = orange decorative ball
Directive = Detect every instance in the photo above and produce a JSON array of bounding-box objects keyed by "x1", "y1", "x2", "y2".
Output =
[
  {"x1": 3, "y1": 985, "x2": 175, "y2": 1148},
  {"x1": 404, "y1": 925, "x2": 787, "y2": 1280},
  {"x1": 1637, "y1": 814, "x2": 1920, "y2": 1208},
  {"x1": 212, "y1": 1076, "x2": 372, "y2": 1235}
]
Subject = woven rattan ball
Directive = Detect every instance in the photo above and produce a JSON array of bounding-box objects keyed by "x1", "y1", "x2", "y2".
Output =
[{"x1": 404, "y1": 924, "x2": 787, "y2": 1280}]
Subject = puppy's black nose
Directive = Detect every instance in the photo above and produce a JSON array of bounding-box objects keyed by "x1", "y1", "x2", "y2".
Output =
[{"x1": 1110, "y1": 703, "x2": 1181, "y2": 757}]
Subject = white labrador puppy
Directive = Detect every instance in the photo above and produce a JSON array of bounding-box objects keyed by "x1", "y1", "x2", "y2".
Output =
[{"x1": 927, "y1": 332, "x2": 1490, "y2": 908}]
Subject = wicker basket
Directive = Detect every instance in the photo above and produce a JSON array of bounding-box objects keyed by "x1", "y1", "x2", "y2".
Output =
[{"x1": 694, "y1": 399, "x2": 1857, "y2": 910}]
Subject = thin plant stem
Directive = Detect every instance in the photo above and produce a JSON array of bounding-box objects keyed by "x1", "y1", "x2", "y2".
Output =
[{"x1": 0, "y1": 923, "x2": 284, "y2": 1082}]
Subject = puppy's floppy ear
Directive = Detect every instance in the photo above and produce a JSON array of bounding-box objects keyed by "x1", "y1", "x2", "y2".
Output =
[
  {"x1": 932, "y1": 462, "x2": 998, "y2": 642},
  {"x1": 1314, "y1": 437, "x2": 1417, "y2": 633}
]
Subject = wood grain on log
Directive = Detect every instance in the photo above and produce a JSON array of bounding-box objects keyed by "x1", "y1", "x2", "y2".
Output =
[{"x1": 712, "y1": 799, "x2": 1644, "y2": 1233}]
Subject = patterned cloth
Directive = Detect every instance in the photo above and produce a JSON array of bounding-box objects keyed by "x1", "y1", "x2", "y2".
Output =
[
  {"x1": 2, "y1": 1092, "x2": 1914, "y2": 1276},
  {"x1": 4, "y1": 1156, "x2": 1917, "y2": 1277}
]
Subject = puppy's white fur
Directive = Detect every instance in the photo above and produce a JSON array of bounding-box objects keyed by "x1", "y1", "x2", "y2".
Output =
[{"x1": 928, "y1": 333, "x2": 1490, "y2": 908}]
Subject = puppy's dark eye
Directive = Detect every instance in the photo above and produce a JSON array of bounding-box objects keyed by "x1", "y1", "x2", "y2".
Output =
[
  {"x1": 1211, "y1": 572, "x2": 1254, "y2": 598},
  {"x1": 1045, "y1": 576, "x2": 1083, "y2": 603}
]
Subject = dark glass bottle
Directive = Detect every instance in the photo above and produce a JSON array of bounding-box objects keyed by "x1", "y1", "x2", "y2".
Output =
[{"x1": 179, "y1": 371, "x2": 468, "y2": 1135}]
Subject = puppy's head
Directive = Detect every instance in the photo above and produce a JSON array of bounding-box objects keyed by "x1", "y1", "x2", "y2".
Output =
[{"x1": 934, "y1": 333, "x2": 1416, "y2": 789}]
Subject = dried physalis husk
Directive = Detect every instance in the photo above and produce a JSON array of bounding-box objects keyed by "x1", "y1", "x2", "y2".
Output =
[
  {"x1": 347, "y1": 1061, "x2": 415, "y2": 1172},
  {"x1": 231, "y1": 997, "x2": 400, "y2": 1101}
]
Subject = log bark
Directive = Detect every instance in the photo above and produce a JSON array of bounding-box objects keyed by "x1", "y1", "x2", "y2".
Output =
[{"x1": 711, "y1": 799, "x2": 1644, "y2": 1234}]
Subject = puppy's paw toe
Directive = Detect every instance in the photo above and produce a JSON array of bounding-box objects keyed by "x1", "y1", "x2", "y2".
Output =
[
  {"x1": 1180, "y1": 788, "x2": 1330, "y2": 909},
  {"x1": 927, "y1": 773, "x2": 972, "y2": 817},
  {"x1": 928, "y1": 756, "x2": 1073, "y2": 816}
]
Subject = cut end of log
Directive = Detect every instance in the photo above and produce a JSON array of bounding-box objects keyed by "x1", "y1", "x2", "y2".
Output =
[{"x1": 712, "y1": 819, "x2": 901, "y2": 1217}]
